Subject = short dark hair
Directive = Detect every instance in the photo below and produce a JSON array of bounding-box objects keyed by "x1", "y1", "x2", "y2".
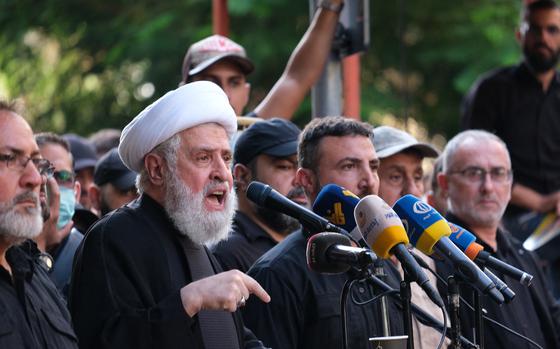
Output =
[
  {"x1": 298, "y1": 116, "x2": 373, "y2": 170},
  {"x1": 35, "y1": 132, "x2": 71, "y2": 153},
  {"x1": 523, "y1": 0, "x2": 560, "y2": 20},
  {"x1": 89, "y1": 128, "x2": 121, "y2": 157}
]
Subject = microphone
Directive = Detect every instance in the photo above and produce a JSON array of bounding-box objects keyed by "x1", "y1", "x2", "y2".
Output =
[
  {"x1": 448, "y1": 222, "x2": 533, "y2": 287},
  {"x1": 312, "y1": 183, "x2": 370, "y2": 248},
  {"x1": 354, "y1": 195, "x2": 444, "y2": 307},
  {"x1": 393, "y1": 194, "x2": 504, "y2": 304},
  {"x1": 306, "y1": 232, "x2": 377, "y2": 274},
  {"x1": 246, "y1": 181, "x2": 346, "y2": 235}
]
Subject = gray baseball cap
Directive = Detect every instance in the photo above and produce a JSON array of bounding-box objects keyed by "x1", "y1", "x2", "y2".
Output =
[
  {"x1": 181, "y1": 35, "x2": 254, "y2": 82},
  {"x1": 373, "y1": 126, "x2": 439, "y2": 159}
]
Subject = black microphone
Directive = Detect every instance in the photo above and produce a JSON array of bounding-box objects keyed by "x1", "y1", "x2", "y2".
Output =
[
  {"x1": 448, "y1": 222, "x2": 533, "y2": 287},
  {"x1": 306, "y1": 232, "x2": 377, "y2": 274},
  {"x1": 246, "y1": 181, "x2": 347, "y2": 235}
]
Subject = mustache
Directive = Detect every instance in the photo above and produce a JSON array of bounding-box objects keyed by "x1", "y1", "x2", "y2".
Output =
[
  {"x1": 13, "y1": 191, "x2": 40, "y2": 206},
  {"x1": 203, "y1": 180, "x2": 230, "y2": 195},
  {"x1": 286, "y1": 186, "x2": 305, "y2": 200}
]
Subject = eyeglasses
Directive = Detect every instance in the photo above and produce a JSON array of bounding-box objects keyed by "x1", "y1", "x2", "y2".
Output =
[
  {"x1": 53, "y1": 170, "x2": 75, "y2": 187},
  {"x1": 520, "y1": 22, "x2": 560, "y2": 37},
  {"x1": 448, "y1": 166, "x2": 513, "y2": 184},
  {"x1": 0, "y1": 152, "x2": 52, "y2": 175}
]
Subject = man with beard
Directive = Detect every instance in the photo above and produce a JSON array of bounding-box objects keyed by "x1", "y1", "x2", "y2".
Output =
[
  {"x1": 436, "y1": 130, "x2": 560, "y2": 349},
  {"x1": 89, "y1": 147, "x2": 138, "y2": 216},
  {"x1": 0, "y1": 102, "x2": 78, "y2": 348},
  {"x1": 69, "y1": 81, "x2": 270, "y2": 349},
  {"x1": 461, "y1": 0, "x2": 560, "y2": 297},
  {"x1": 461, "y1": 1, "x2": 560, "y2": 235},
  {"x1": 242, "y1": 116, "x2": 405, "y2": 349},
  {"x1": 212, "y1": 118, "x2": 305, "y2": 272}
]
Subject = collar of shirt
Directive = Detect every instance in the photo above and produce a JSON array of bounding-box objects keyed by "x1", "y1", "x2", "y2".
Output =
[
  {"x1": 445, "y1": 212, "x2": 514, "y2": 260},
  {"x1": 232, "y1": 211, "x2": 276, "y2": 243},
  {"x1": 515, "y1": 62, "x2": 560, "y2": 89}
]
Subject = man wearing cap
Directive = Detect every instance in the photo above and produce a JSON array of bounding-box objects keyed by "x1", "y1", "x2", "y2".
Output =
[
  {"x1": 212, "y1": 118, "x2": 305, "y2": 273},
  {"x1": 63, "y1": 134, "x2": 100, "y2": 232},
  {"x1": 89, "y1": 147, "x2": 138, "y2": 216},
  {"x1": 372, "y1": 125, "x2": 448, "y2": 349},
  {"x1": 70, "y1": 81, "x2": 270, "y2": 349},
  {"x1": 181, "y1": 0, "x2": 345, "y2": 117}
]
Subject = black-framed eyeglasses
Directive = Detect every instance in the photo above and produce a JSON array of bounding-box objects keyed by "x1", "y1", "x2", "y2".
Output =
[
  {"x1": 520, "y1": 22, "x2": 560, "y2": 37},
  {"x1": 53, "y1": 170, "x2": 75, "y2": 187},
  {"x1": 448, "y1": 166, "x2": 513, "y2": 184},
  {"x1": 0, "y1": 152, "x2": 52, "y2": 175}
]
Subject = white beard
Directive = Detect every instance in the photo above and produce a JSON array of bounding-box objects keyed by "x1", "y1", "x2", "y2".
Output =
[
  {"x1": 163, "y1": 170, "x2": 236, "y2": 246},
  {"x1": 0, "y1": 191, "x2": 43, "y2": 244}
]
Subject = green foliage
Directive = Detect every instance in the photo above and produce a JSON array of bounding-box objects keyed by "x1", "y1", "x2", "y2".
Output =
[{"x1": 0, "y1": 0, "x2": 526, "y2": 139}]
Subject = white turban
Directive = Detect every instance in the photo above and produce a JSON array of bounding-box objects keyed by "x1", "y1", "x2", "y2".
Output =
[{"x1": 119, "y1": 81, "x2": 237, "y2": 172}]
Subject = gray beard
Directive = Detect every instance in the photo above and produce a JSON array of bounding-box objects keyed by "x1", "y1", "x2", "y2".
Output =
[
  {"x1": 163, "y1": 170, "x2": 237, "y2": 247},
  {"x1": 0, "y1": 191, "x2": 43, "y2": 244}
]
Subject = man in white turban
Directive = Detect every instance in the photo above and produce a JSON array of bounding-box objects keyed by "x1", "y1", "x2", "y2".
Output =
[{"x1": 70, "y1": 81, "x2": 270, "y2": 349}]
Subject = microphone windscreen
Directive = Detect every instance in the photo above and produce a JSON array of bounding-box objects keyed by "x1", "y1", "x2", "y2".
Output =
[
  {"x1": 392, "y1": 194, "x2": 451, "y2": 255},
  {"x1": 306, "y1": 232, "x2": 352, "y2": 274},
  {"x1": 448, "y1": 222, "x2": 484, "y2": 260},
  {"x1": 354, "y1": 195, "x2": 408, "y2": 258},
  {"x1": 313, "y1": 184, "x2": 360, "y2": 233}
]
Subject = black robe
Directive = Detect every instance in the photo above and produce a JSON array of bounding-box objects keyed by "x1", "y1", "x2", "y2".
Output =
[{"x1": 70, "y1": 194, "x2": 265, "y2": 349}]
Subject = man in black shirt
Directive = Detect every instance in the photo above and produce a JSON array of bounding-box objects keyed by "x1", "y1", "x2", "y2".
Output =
[
  {"x1": 243, "y1": 116, "x2": 405, "y2": 349},
  {"x1": 212, "y1": 118, "x2": 305, "y2": 272},
  {"x1": 436, "y1": 129, "x2": 560, "y2": 349},
  {"x1": 70, "y1": 81, "x2": 270, "y2": 349},
  {"x1": 461, "y1": 0, "x2": 560, "y2": 236},
  {"x1": 0, "y1": 101, "x2": 78, "y2": 348}
]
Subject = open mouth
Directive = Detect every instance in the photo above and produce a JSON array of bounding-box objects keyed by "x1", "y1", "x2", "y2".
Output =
[{"x1": 206, "y1": 190, "x2": 226, "y2": 205}]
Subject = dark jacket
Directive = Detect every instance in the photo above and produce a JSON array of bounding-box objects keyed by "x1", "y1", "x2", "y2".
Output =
[
  {"x1": 436, "y1": 214, "x2": 560, "y2": 349},
  {"x1": 70, "y1": 194, "x2": 265, "y2": 349},
  {"x1": 0, "y1": 240, "x2": 78, "y2": 348}
]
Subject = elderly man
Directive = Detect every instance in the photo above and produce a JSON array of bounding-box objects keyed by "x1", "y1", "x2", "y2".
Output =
[
  {"x1": 0, "y1": 102, "x2": 78, "y2": 348},
  {"x1": 372, "y1": 125, "x2": 447, "y2": 349},
  {"x1": 70, "y1": 82, "x2": 270, "y2": 349},
  {"x1": 436, "y1": 130, "x2": 560, "y2": 349},
  {"x1": 243, "y1": 116, "x2": 404, "y2": 349},
  {"x1": 212, "y1": 118, "x2": 305, "y2": 272}
]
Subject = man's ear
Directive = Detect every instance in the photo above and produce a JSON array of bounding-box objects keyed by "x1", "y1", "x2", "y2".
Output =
[
  {"x1": 233, "y1": 163, "x2": 252, "y2": 192},
  {"x1": 144, "y1": 153, "x2": 166, "y2": 187},
  {"x1": 437, "y1": 172, "x2": 449, "y2": 199},
  {"x1": 88, "y1": 185, "x2": 101, "y2": 212},
  {"x1": 74, "y1": 180, "x2": 82, "y2": 203},
  {"x1": 296, "y1": 168, "x2": 316, "y2": 197}
]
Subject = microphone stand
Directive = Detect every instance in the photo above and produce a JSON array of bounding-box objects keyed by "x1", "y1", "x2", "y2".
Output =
[
  {"x1": 340, "y1": 267, "x2": 373, "y2": 349},
  {"x1": 400, "y1": 270, "x2": 414, "y2": 349},
  {"x1": 373, "y1": 259, "x2": 391, "y2": 336},
  {"x1": 473, "y1": 289, "x2": 484, "y2": 349},
  {"x1": 447, "y1": 275, "x2": 462, "y2": 349}
]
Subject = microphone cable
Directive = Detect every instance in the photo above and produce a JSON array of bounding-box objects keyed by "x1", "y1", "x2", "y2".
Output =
[{"x1": 411, "y1": 251, "x2": 544, "y2": 349}]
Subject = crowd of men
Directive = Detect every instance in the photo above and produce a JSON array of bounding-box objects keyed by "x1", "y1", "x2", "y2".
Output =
[{"x1": 1, "y1": 0, "x2": 560, "y2": 348}]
